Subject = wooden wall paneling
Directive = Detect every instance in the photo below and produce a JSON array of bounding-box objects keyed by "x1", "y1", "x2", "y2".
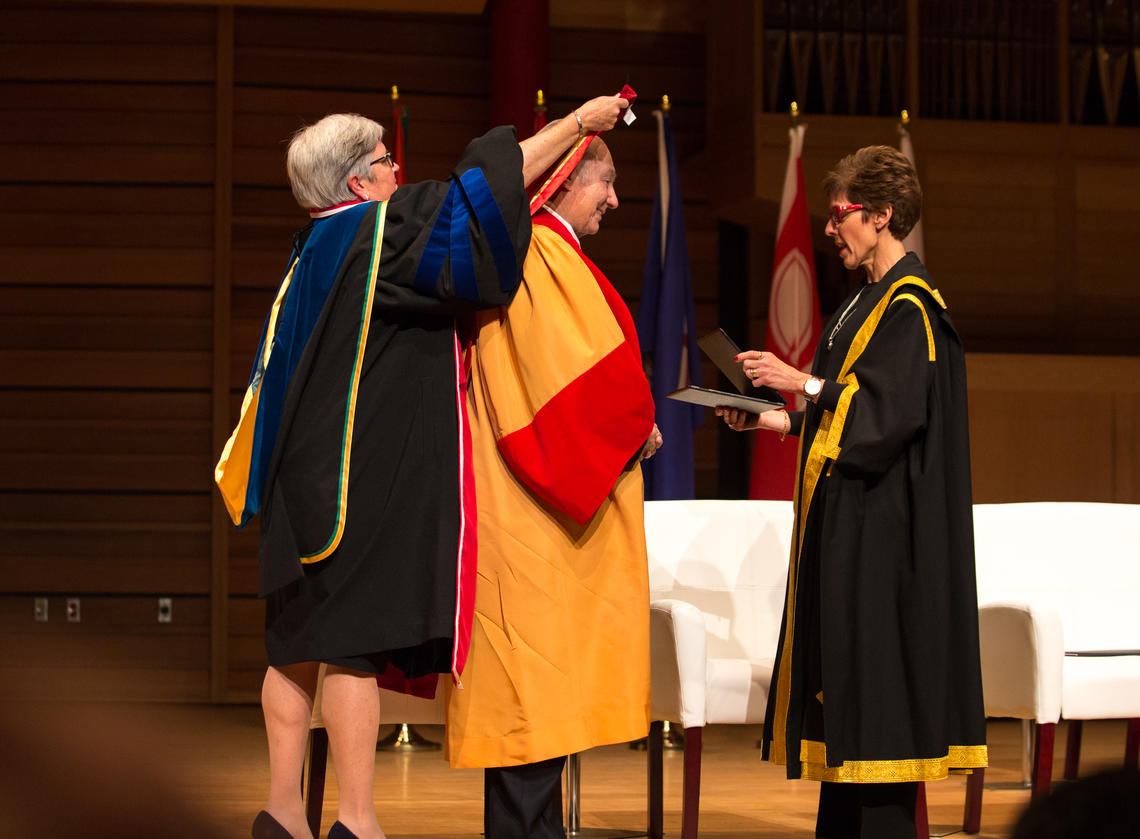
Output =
[
  {"x1": 1114, "y1": 392, "x2": 1139, "y2": 502},
  {"x1": 0, "y1": 42, "x2": 214, "y2": 84},
  {"x1": 227, "y1": 595, "x2": 267, "y2": 702},
  {"x1": 0, "y1": 390, "x2": 210, "y2": 422},
  {"x1": 0, "y1": 103, "x2": 216, "y2": 148},
  {"x1": 0, "y1": 146, "x2": 215, "y2": 185},
  {"x1": 0, "y1": 285, "x2": 211, "y2": 317},
  {"x1": 235, "y1": 87, "x2": 492, "y2": 123},
  {"x1": 966, "y1": 354, "x2": 1140, "y2": 504},
  {"x1": 233, "y1": 7, "x2": 491, "y2": 100},
  {"x1": 0, "y1": 594, "x2": 211, "y2": 702},
  {"x1": 906, "y1": 0, "x2": 920, "y2": 113},
  {"x1": 1073, "y1": 158, "x2": 1140, "y2": 295},
  {"x1": 0, "y1": 209, "x2": 214, "y2": 249},
  {"x1": 704, "y1": 0, "x2": 760, "y2": 214},
  {"x1": 548, "y1": 27, "x2": 706, "y2": 105},
  {"x1": 549, "y1": 0, "x2": 704, "y2": 33},
  {"x1": 236, "y1": 48, "x2": 489, "y2": 97},
  {"x1": 235, "y1": 7, "x2": 491, "y2": 57},
  {"x1": 0, "y1": 492, "x2": 210, "y2": 595},
  {"x1": 1056, "y1": 0, "x2": 1070, "y2": 125},
  {"x1": 0, "y1": 349, "x2": 211, "y2": 390},
  {"x1": 0, "y1": 247, "x2": 213, "y2": 288},
  {"x1": 212, "y1": 5, "x2": 234, "y2": 702},
  {"x1": 0, "y1": 287, "x2": 211, "y2": 349},
  {"x1": 3, "y1": 3, "x2": 217, "y2": 44},
  {"x1": 0, "y1": 80, "x2": 214, "y2": 114},
  {"x1": 228, "y1": 527, "x2": 260, "y2": 596},
  {"x1": 0, "y1": 0, "x2": 219, "y2": 702},
  {"x1": 1, "y1": 534, "x2": 211, "y2": 595}
]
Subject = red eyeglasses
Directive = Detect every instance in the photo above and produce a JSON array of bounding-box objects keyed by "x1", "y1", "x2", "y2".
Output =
[{"x1": 829, "y1": 204, "x2": 865, "y2": 226}]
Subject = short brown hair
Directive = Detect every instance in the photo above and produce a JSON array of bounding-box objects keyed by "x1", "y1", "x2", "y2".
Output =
[{"x1": 822, "y1": 145, "x2": 922, "y2": 240}]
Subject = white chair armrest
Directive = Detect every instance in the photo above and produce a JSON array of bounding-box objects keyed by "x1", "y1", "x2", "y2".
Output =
[
  {"x1": 649, "y1": 598, "x2": 708, "y2": 729},
  {"x1": 977, "y1": 600, "x2": 1064, "y2": 724}
]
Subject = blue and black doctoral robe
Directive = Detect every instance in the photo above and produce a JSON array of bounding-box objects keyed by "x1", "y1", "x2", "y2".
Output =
[{"x1": 215, "y1": 127, "x2": 529, "y2": 683}]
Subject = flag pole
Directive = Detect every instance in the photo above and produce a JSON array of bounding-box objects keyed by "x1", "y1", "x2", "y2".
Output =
[
  {"x1": 389, "y1": 84, "x2": 407, "y2": 186},
  {"x1": 790, "y1": 100, "x2": 800, "y2": 127},
  {"x1": 896, "y1": 108, "x2": 926, "y2": 262},
  {"x1": 533, "y1": 89, "x2": 547, "y2": 135}
]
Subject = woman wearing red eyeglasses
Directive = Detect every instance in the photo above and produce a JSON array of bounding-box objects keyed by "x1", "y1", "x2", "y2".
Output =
[{"x1": 718, "y1": 145, "x2": 987, "y2": 839}]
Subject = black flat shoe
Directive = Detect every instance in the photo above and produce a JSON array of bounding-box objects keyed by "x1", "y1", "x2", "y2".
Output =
[
  {"x1": 327, "y1": 822, "x2": 360, "y2": 839},
  {"x1": 252, "y1": 810, "x2": 296, "y2": 839}
]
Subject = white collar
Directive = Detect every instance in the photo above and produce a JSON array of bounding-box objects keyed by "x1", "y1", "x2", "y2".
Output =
[
  {"x1": 541, "y1": 205, "x2": 580, "y2": 247},
  {"x1": 309, "y1": 199, "x2": 368, "y2": 219}
]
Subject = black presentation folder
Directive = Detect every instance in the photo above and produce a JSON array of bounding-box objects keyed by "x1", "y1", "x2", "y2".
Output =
[{"x1": 666, "y1": 328, "x2": 786, "y2": 414}]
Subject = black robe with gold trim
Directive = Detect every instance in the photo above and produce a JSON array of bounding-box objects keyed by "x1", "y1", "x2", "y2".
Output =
[{"x1": 762, "y1": 252, "x2": 987, "y2": 783}]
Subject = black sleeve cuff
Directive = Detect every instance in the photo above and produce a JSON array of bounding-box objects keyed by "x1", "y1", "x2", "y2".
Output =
[{"x1": 815, "y1": 379, "x2": 846, "y2": 413}]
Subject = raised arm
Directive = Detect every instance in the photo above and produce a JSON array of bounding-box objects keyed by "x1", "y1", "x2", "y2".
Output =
[{"x1": 518, "y1": 95, "x2": 629, "y2": 185}]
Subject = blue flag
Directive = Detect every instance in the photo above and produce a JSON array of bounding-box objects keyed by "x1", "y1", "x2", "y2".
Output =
[{"x1": 636, "y1": 109, "x2": 702, "y2": 500}]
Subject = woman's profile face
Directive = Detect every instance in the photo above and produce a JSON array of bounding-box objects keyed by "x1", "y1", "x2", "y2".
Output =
[
  {"x1": 354, "y1": 140, "x2": 400, "y2": 202},
  {"x1": 825, "y1": 191, "x2": 879, "y2": 273}
]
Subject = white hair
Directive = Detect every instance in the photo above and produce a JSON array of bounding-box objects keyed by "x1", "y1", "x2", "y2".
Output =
[{"x1": 285, "y1": 113, "x2": 385, "y2": 209}]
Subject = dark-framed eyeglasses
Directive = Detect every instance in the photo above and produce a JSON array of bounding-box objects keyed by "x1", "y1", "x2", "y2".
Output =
[
  {"x1": 369, "y1": 152, "x2": 395, "y2": 169},
  {"x1": 829, "y1": 203, "x2": 865, "y2": 226}
]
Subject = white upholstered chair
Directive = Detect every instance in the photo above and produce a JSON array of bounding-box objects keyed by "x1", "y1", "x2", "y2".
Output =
[
  {"x1": 965, "y1": 502, "x2": 1140, "y2": 833},
  {"x1": 643, "y1": 498, "x2": 794, "y2": 839}
]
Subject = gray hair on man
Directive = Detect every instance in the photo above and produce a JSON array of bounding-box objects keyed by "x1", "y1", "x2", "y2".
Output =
[{"x1": 286, "y1": 113, "x2": 385, "y2": 209}]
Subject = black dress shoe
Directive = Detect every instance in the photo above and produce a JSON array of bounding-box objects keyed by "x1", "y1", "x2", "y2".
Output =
[
  {"x1": 327, "y1": 822, "x2": 360, "y2": 839},
  {"x1": 252, "y1": 810, "x2": 295, "y2": 839}
]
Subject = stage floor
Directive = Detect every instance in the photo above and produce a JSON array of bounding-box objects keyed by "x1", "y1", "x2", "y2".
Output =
[{"x1": 5, "y1": 704, "x2": 1132, "y2": 838}]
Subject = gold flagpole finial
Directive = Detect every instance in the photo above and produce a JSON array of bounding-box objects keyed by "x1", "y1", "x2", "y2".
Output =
[
  {"x1": 900, "y1": 108, "x2": 910, "y2": 125},
  {"x1": 661, "y1": 94, "x2": 671, "y2": 112},
  {"x1": 535, "y1": 89, "x2": 546, "y2": 107},
  {"x1": 391, "y1": 85, "x2": 399, "y2": 102},
  {"x1": 790, "y1": 100, "x2": 800, "y2": 125}
]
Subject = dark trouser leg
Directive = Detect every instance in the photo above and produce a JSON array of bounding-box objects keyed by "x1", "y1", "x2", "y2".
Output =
[
  {"x1": 816, "y1": 781, "x2": 918, "y2": 839},
  {"x1": 817, "y1": 781, "x2": 860, "y2": 839},
  {"x1": 860, "y1": 782, "x2": 918, "y2": 839},
  {"x1": 485, "y1": 756, "x2": 567, "y2": 839}
]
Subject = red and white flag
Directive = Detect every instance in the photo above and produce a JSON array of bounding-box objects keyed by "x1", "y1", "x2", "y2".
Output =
[
  {"x1": 749, "y1": 124, "x2": 821, "y2": 501},
  {"x1": 898, "y1": 121, "x2": 925, "y2": 262}
]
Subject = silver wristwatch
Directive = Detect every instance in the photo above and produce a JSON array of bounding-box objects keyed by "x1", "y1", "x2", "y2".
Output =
[{"x1": 803, "y1": 376, "x2": 824, "y2": 403}]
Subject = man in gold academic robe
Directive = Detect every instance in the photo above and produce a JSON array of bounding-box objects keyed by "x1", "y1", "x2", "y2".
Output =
[{"x1": 447, "y1": 134, "x2": 662, "y2": 839}]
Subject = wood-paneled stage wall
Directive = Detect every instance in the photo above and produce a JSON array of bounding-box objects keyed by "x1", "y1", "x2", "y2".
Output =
[{"x1": 1, "y1": 0, "x2": 1137, "y2": 703}]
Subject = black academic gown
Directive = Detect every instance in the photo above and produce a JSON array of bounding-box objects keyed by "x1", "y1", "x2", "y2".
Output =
[
  {"x1": 258, "y1": 127, "x2": 530, "y2": 679},
  {"x1": 762, "y1": 252, "x2": 988, "y2": 783}
]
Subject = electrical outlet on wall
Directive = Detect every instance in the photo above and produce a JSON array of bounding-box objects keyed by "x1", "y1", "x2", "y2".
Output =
[
  {"x1": 66, "y1": 597, "x2": 81, "y2": 623},
  {"x1": 158, "y1": 597, "x2": 172, "y2": 623},
  {"x1": 34, "y1": 598, "x2": 48, "y2": 622}
]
